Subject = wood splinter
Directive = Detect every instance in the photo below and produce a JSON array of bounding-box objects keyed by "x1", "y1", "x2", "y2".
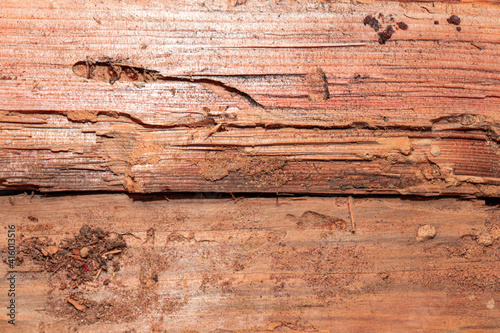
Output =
[
  {"x1": 95, "y1": 268, "x2": 102, "y2": 280},
  {"x1": 101, "y1": 249, "x2": 122, "y2": 257},
  {"x1": 67, "y1": 298, "x2": 86, "y2": 312}
]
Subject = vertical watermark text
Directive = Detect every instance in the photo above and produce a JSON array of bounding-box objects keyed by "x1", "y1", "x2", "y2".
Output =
[{"x1": 6, "y1": 224, "x2": 16, "y2": 325}]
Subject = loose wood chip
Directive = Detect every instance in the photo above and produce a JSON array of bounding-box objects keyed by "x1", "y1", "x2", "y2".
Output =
[
  {"x1": 95, "y1": 268, "x2": 102, "y2": 280},
  {"x1": 102, "y1": 249, "x2": 122, "y2": 257},
  {"x1": 67, "y1": 298, "x2": 86, "y2": 312},
  {"x1": 67, "y1": 254, "x2": 86, "y2": 262}
]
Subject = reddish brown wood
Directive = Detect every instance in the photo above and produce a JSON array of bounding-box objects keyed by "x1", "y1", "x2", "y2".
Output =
[
  {"x1": 0, "y1": 0, "x2": 499, "y2": 195},
  {"x1": 1, "y1": 194, "x2": 499, "y2": 332}
]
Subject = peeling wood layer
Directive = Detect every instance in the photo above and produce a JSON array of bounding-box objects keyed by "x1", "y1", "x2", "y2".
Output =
[{"x1": 2, "y1": 111, "x2": 500, "y2": 196}]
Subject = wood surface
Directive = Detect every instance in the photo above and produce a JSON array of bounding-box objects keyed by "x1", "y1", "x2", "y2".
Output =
[
  {"x1": 1, "y1": 0, "x2": 499, "y2": 195},
  {"x1": 1, "y1": 193, "x2": 499, "y2": 332}
]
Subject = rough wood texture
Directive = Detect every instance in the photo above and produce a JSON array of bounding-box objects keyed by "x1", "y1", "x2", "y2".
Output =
[
  {"x1": 1, "y1": 0, "x2": 500, "y2": 195},
  {"x1": 1, "y1": 194, "x2": 499, "y2": 332}
]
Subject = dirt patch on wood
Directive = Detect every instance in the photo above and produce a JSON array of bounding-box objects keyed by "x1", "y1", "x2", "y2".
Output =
[
  {"x1": 47, "y1": 246, "x2": 186, "y2": 325},
  {"x1": 378, "y1": 136, "x2": 413, "y2": 155},
  {"x1": 20, "y1": 225, "x2": 127, "y2": 288},
  {"x1": 293, "y1": 211, "x2": 347, "y2": 230},
  {"x1": 200, "y1": 151, "x2": 288, "y2": 187},
  {"x1": 20, "y1": 225, "x2": 184, "y2": 325}
]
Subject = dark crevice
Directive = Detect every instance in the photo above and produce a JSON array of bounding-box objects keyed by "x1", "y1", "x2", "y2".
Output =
[
  {"x1": 0, "y1": 190, "x2": 495, "y2": 200},
  {"x1": 484, "y1": 197, "x2": 500, "y2": 206},
  {"x1": 72, "y1": 60, "x2": 264, "y2": 108},
  {"x1": 191, "y1": 78, "x2": 264, "y2": 108},
  {"x1": 4, "y1": 109, "x2": 500, "y2": 144}
]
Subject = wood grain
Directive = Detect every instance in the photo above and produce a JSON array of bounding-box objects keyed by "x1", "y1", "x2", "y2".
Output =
[
  {"x1": 1, "y1": 194, "x2": 499, "y2": 332},
  {"x1": 0, "y1": 0, "x2": 499, "y2": 195}
]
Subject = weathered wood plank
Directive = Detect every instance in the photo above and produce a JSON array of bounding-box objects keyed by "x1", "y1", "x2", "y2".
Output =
[
  {"x1": 1, "y1": 194, "x2": 499, "y2": 332},
  {"x1": 0, "y1": 0, "x2": 499, "y2": 194}
]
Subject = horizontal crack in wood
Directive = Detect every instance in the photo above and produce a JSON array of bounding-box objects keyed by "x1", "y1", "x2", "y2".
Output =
[{"x1": 72, "y1": 60, "x2": 264, "y2": 108}]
